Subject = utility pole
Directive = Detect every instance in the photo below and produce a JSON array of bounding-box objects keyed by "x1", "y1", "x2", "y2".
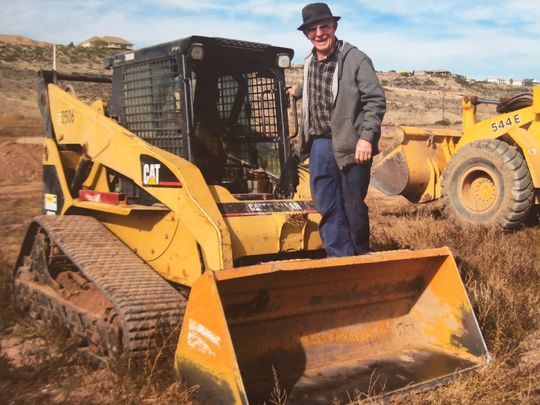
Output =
[
  {"x1": 53, "y1": 44, "x2": 57, "y2": 70},
  {"x1": 442, "y1": 92, "x2": 445, "y2": 121}
]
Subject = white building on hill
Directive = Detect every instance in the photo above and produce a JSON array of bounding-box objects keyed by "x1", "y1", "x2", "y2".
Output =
[
  {"x1": 79, "y1": 36, "x2": 133, "y2": 50},
  {"x1": 486, "y1": 77, "x2": 507, "y2": 85}
]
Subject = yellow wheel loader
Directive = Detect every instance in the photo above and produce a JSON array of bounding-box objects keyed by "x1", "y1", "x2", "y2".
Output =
[
  {"x1": 14, "y1": 36, "x2": 488, "y2": 403},
  {"x1": 372, "y1": 90, "x2": 540, "y2": 229}
]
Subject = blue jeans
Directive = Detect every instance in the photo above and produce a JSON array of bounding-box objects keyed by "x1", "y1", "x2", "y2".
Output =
[{"x1": 309, "y1": 138, "x2": 371, "y2": 257}]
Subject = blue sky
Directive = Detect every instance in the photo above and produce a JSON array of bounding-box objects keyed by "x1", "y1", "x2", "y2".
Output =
[{"x1": 2, "y1": 0, "x2": 539, "y2": 80}]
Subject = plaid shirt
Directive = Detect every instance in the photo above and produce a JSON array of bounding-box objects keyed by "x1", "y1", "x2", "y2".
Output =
[{"x1": 308, "y1": 40, "x2": 341, "y2": 137}]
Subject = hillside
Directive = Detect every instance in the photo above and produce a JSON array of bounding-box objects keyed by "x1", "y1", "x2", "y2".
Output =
[
  {"x1": 0, "y1": 36, "x2": 114, "y2": 138},
  {"x1": 0, "y1": 34, "x2": 532, "y2": 132},
  {"x1": 0, "y1": 35, "x2": 538, "y2": 404},
  {"x1": 0, "y1": 35, "x2": 51, "y2": 47}
]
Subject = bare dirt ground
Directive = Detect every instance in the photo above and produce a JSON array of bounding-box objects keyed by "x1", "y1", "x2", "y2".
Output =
[{"x1": 0, "y1": 35, "x2": 538, "y2": 403}]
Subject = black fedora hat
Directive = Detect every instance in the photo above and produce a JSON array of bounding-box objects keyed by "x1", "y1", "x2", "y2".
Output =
[{"x1": 298, "y1": 3, "x2": 341, "y2": 31}]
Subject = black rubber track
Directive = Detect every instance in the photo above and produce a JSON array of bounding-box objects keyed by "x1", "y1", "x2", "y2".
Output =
[{"x1": 16, "y1": 215, "x2": 187, "y2": 356}]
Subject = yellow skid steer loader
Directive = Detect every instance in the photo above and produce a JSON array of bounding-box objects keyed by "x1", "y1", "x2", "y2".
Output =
[{"x1": 14, "y1": 36, "x2": 488, "y2": 403}]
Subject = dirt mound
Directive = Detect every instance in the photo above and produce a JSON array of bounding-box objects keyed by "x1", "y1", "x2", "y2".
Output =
[
  {"x1": 0, "y1": 116, "x2": 44, "y2": 138},
  {"x1": 0, "y1": 139, "x2": 43, "y2": 185}
]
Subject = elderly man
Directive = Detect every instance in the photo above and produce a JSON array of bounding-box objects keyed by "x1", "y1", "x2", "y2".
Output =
[{"x1": 292, "y1": 2, "x2": 386, "y2": 256}]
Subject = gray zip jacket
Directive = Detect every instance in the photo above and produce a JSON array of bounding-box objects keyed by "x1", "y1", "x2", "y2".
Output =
[{"x1": 294, "y1": 41, "x2": 386, "y2": 169}]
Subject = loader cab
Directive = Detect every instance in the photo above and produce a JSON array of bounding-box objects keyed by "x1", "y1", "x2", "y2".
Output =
[{"x1": 107, "y1": 36, "x2": 294, "y2": 200}]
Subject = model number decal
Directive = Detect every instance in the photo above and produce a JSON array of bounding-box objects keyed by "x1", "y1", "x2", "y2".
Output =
[
  {"x1": 217, "y1": 201, "x2": 317, "y2": 216},
  {"x1": 57, "y1": 109, "x2": 75, "y2": 125},
  {"x1": 491, "y1": 114, "x2": 521, "y2": 133}
]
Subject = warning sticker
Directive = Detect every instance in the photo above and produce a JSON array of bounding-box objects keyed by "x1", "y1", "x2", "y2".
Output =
[
  {"x1": 44, "y1": 193, "x2": 57, "y2": 212},
  {"x1": 187, "y1": 319, "x2": 221, "y2": 357}
]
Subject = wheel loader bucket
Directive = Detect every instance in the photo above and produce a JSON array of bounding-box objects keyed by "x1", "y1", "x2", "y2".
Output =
[
  {"x1": 175, "y1": 247, "x2": 488, "y2": 403},
  {"x1": 371, "y1": 127, "x2": 462, "y2": 203}
]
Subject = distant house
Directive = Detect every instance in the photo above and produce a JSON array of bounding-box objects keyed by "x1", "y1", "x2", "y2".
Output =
[
  {"x1": 431, "y1": 69, "x2": 451, "y2": 77},
  {"x1": 79, "y1": 36, "x2": 133, "y2": 50},
  {"x1": 414, "y1": 69, "x2": 451, "y2": 77},
  {"x1": 522, "y1": 79, "x2": 538, "y2": 87},
  {"x1": 486, "y1": 77, "x2": 507, "y2": 85}
]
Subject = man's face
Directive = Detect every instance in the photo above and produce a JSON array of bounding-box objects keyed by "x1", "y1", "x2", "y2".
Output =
[{"x1": 304, "y1": 18, "x2": 337, "y2": 57}]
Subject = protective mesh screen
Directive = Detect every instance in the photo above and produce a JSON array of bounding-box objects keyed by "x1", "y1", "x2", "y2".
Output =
[
  {"x1": 122, "y1": 57, "x2": 184, "y2": 156},
  {"x1": 217, "y1": 73, "x2": 281, "y2": 176}
]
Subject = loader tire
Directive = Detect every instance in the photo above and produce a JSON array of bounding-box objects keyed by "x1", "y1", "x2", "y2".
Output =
[{"x1": 441, "y1": 139, "x2": 534, "y2": 230}]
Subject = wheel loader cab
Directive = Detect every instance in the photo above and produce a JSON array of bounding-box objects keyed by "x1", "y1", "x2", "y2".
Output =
[{"x1": 107, "y1": 36, "x2": 294, "y2": 201}]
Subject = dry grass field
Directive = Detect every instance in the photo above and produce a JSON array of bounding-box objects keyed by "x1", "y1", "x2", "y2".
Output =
[{"x1": 0, "y1": 35, "x2": 538, "y2": 403}]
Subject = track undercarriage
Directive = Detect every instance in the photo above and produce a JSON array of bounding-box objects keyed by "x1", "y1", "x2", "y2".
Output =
[{"x1": 13, "y1": 215, "x2": 187, "y2": 362}]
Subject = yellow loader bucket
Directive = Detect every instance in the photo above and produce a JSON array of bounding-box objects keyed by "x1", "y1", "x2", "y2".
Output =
[
  {"x1": 175, "y1": 247, "x2": 488, "y2": 403},
  {"x1": 371, "y1": 127, "x2": 461, "y2": 203}
]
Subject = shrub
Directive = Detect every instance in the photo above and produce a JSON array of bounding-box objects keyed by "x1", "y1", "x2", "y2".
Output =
[{"x1": 435, "y1": 118, "x2": 451, "y2": 125}]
